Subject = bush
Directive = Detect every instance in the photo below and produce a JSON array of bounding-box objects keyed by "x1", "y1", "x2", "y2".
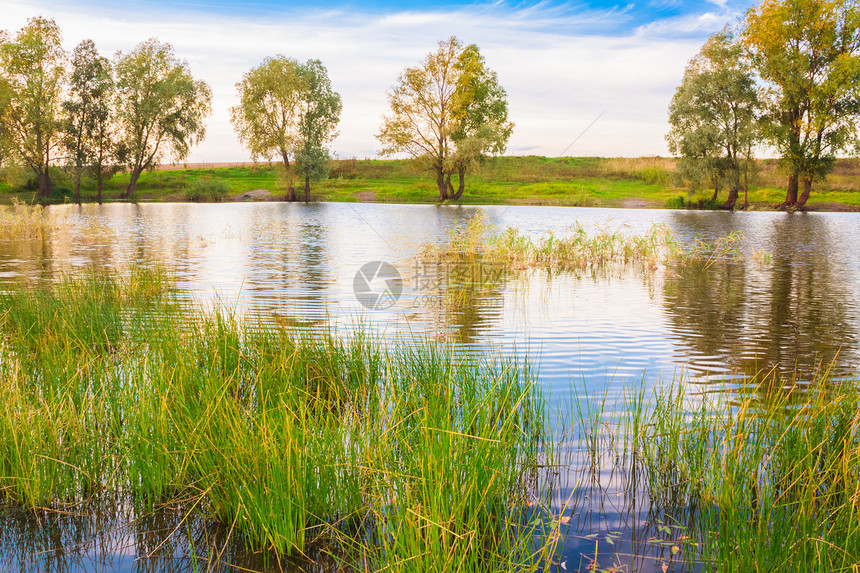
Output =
[
  {"x1": 666, "y1": 195, "x2": 686, "y2": 209},
  {"x1": 185, "y1": 176, "x2": 230, "y2": 202},
  {"x1": 640, "y1": 166, "x2": 671, "y2": 186}
]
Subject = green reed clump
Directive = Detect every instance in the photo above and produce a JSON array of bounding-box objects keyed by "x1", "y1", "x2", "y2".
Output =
[
  {"x1": 0, "y1": 269, "x2": 551, "y2": 570},
  {"x1": 426, "y1": 213, "x2": 685, "y2": 270},
  {"x1": 426, "y1": 213, "x2": 764, "y2": 273},
  {"x1": 574, "y1": 374, "x2": 860, "y2": 572}
]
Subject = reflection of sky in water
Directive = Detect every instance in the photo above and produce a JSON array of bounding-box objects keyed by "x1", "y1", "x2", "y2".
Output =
[{"x1": 1, "y1": 203, "x2": 860, "y2": 571}]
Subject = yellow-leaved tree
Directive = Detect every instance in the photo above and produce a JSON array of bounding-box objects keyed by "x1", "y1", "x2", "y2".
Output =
[{"x1": 377, "y1": 37, "x2": 513, "y2": 201}]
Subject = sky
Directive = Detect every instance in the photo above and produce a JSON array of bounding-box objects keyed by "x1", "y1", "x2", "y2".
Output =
[{"x1": 2, "y1": 0, "x2": 756, "y2": 162}]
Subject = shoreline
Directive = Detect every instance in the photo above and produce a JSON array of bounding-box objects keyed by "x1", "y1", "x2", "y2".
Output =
[{"x1": 2, "y1": 157, "x2": 858, "y2": 212}]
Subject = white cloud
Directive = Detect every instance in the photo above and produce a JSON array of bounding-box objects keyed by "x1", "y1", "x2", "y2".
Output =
[{"x1": 2, "y1": 1, "x2": 732, "y2": 161}]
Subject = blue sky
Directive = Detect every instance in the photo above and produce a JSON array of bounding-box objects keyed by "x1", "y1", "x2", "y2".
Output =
[{"x1": 3, "y1": 0, "x2": 755, "y2": 161}]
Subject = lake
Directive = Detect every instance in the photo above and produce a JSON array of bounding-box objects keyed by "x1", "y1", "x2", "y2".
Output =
[{"x1": 1, "y1": 202, "x2": 858, "y2": 571}]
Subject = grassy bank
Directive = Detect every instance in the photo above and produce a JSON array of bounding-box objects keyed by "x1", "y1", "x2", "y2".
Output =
[
  {"x1": 0, "y1": 268, "x2": 555, "y2": 570},
  {"x1": 2, "y1": 156, "x2": 858, "y2": 210}
]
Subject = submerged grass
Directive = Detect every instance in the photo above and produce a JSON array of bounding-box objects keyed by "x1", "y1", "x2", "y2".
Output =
[
  {"x1": 0, "y1": 268, "x2": 553, "y2": 570},
  {"x1": 574, "y1": 373, "x2": 860, "y2": 572}
]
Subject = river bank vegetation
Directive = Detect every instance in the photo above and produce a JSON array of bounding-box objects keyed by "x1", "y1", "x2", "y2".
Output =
[
  {"x1": 0, "y1": 268, "x2": 558, "y2": 570},
  {"x1": 2, "y1": 156, "x2": 857, "y2": 210},
  {"x1": 575, "y1": 371, "x2": 860, "y2": 571},
  {"x1": 0, "y1": 265, "x2": 857, "y2": 570}
]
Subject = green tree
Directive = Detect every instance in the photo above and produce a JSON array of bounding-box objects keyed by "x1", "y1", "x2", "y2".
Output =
[
  {"x1": 63, "y1": 39, "x2": 113, "y2": 203},
  {"x1": 231, "y1": 56, "x2": 304, "y2": 200},
  {"x1": 0, "y1": 17, "x2": 66, "y2": 200},
  {"x1": 448, "y1": 44, "x2": 513, "y2": 200},
  {"x1": 114, "y1": 39, "x2": 212, "y2": 199},
  {"x1": 743, "y1": 0, "x2": 860, "y2": 209},
  {"x1": 295, "y1": 60, "x2": 341, "y2": 201},
  {"x1": 667, "y1": 30, "x2": 759, "y2": 209},
  {"x1": 377, "y1": 37, "x2": 513, "y2": 201}
]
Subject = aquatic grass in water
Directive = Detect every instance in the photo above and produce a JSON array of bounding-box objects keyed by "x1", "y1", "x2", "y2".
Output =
[
  {"x1": 0, "y1": 202, "x2": 56, "y2": 240},
  {"x1": 0, "y1": 269, "x2": 553, "y2": 570},
  {"x1": 573, "y1": 374, "x2": 860, "y2": 572},
  {"x1": 426, "y1": 213, "x2": 764, "y2": 272}
]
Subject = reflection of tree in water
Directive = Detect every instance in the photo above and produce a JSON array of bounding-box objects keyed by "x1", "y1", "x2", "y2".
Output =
[
  {"x1": 412, "y1": 260, "x2": 507, "y2": 344},
  {"x1": 663, "y1": 215, "x2": 859, "y2": 380},
  {"x1": 245, "y1": 209, "x2": 331, "y2": 324}
]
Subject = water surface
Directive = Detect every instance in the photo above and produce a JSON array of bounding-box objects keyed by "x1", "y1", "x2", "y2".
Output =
[{"x1": 1, "y1": 202, "x2": 858, "y2": 571}]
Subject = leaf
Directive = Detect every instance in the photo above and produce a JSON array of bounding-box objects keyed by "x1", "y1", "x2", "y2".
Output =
[
  {"x1": 605, "y1": 536, "x2": 614, "y2": 545},
  {"x1": 662, "y1": 563, "x2": 669, "y2": 573},
  {"x1": 672, "y1": 545, "x2": 680, "y2": 554}
]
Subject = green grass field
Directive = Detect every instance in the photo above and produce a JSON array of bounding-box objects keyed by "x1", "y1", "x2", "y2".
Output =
[{"x1": 1, "y1": 156, "x2": 858, "y2": 210}]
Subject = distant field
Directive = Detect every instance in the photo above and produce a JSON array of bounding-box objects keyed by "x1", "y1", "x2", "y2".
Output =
[{"x1": 1, "y1": 156, "x2": 858, "y2": 210}]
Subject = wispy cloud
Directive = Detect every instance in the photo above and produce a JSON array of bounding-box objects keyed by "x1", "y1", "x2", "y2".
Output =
[{"x1": 3, "y1": 1, "x2": 742, "y2": 160}]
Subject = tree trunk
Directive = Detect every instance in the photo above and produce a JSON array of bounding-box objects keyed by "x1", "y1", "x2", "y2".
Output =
[
  {"x1": 304, "y1": 176, "x2": 310, "y2": 202},
  {"x1": 436, "y1": 168, "x2": 448, "y2": 201},
  {"x1": 125, "y1": 169, "x2": 141, "y2": 199},
  {"x1": 785, "y1": 174, "x2": 798, "y2": 207},
  {"x1": 796, "y1": 178, "x2": 812, "y2": 209},
  {"x1": 449, "y1": 167, "x2": 466, "y2": 201},
  {"x1": 723, "y1": 187, "x2": 739, "y2": 210},
  {"x1": 97, "y1": 175, "x2": 103, "y2": 205},
  {"x1": 287, "y1": 184, "x2": 296, "y2": 202},
  {"x1": 38, "y1": 171, "x2": 51, "y2": 201},
  {"x1": 710, "y1": 186, "x2": 719, "y2": 203},
  {"x1": 74, "y1": 178, "x2": 82, "y2": 204}
]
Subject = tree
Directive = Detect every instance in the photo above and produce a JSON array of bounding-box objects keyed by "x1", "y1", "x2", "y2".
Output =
[
  {"x1": 667, "y1": 30, "x2": 759, "y2": 209},
  {"x1": 231, "y1": 56, "x2": 304, "y2": 200},
  {"x1": 377, "y1": 37, "x2": 513, "y2": 201},
  {"x1": 294, "y1": 60, "x2": 341, "y2": 202},
  {"x1": 743, "y1": 0, "x2": 860, "y2": 209},
  {"x1": 114, "y1": 39, "x2": 212, "y2": 199},
  {"x1": 231, "y1": 57, "x2": 340, "y2": 202},
  {"x1": 63, "y1": 39, "x2": 113, "y2": 203},
  {"x1": 0, "y1": 17, "x2": 66, "y2": 200}
]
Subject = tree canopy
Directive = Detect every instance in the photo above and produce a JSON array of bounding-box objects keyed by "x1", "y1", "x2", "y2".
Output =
[
  {"x1": 114, "y1": 39, "x2": 212, "y2": 198},
  {"x1": 743, "y1": 0, "x2": 860, "y2": 208},
  {"x1": 667, "y1": 30, "x2": 759, "y2": 209},
  {"x1": 0, "y1": 17, "x2": 66, "y2": 199},
  {"x1": 231, "y1": 56, "x2": 341, "y2": 201},
  {"x1": 377, "y1": 37, "x2": 513, "y2": 201}
]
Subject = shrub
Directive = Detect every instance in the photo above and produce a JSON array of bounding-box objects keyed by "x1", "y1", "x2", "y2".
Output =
[
  {"x1": 185, "y1": 176, "x2": 230, "y2": 202},
  {"x1": 666, "y1": 195, "x2": 686, "y2": 209}
]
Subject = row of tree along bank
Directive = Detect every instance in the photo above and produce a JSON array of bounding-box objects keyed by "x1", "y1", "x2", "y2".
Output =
[
  {"x1": 0, "y1": 17, "x2": 510, "y2": 205},
  {"x1": 668, "y1": 0, "x2": 860, "y2": 211}
]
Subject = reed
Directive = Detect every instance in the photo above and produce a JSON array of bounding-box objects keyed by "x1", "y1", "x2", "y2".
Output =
[
  {"x1": 0, "y1": 268, "x2": 553, "y2": 570},
  {"x1": 572, "y1": 372, "x2": 860, "y2": 571},
  {"x1": 425, "y1": 213, "x2": 756, "y2": 271}
]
